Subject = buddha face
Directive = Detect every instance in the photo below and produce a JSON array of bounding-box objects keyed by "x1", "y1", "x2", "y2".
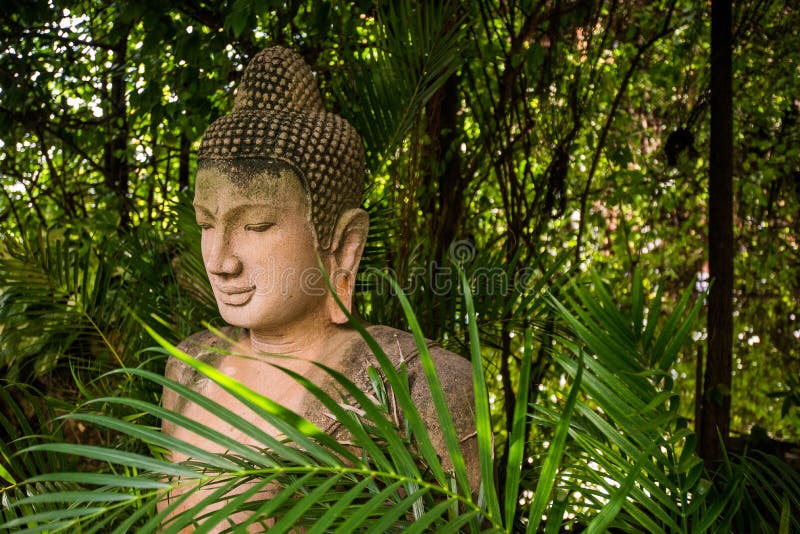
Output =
[{"x1": 193, "y1": 164, "x2": 331, "y2": 335}]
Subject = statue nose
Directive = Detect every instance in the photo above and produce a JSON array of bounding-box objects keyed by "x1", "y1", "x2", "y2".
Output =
[{"x1": 205, "y1": 233, "x2": 243, "y2": 277}]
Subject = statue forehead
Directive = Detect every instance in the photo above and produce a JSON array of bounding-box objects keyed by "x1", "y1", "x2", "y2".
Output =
[{"x1": 194, "y1": 161, "x2": 309, "y2": 205}]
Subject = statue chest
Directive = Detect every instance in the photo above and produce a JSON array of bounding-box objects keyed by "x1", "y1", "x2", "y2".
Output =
[{"x1": 169, "y1": 357, "x2": 316, "y2": 459}]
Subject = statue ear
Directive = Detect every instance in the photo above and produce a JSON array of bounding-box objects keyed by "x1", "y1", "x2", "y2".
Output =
[{"x1": 325, "y1": 208, "x2": 369, "y2": 324}]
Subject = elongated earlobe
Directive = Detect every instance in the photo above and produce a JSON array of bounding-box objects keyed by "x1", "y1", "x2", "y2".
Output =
[{"x1": 325, "y1": 208, "x2": 369, "y2": 324}]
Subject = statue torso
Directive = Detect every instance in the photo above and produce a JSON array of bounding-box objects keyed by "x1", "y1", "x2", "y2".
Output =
[
  {"x1": 161, "y1": 325, "x2": 478, "y2": 531},
  {"x1": 165, "y1": 325, "x2": 476, "y2": 449}
]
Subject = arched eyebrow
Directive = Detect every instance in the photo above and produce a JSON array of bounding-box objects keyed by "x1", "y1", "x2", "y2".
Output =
[
  {"x1": 193, "y1": 202, "x2": 276, "y2": 221},
  {"x1": 193, "y1": 204, "x2": 216, "y2": 218}
]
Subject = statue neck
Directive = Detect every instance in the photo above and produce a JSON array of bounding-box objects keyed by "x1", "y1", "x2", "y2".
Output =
[{"x1": 245, "y1": 313, "x2": 346, "y2": 369}]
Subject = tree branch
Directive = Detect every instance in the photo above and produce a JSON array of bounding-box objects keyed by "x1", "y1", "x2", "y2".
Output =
[{"x1": 574, "y1": 0, "x2": 680, "y2": 263}]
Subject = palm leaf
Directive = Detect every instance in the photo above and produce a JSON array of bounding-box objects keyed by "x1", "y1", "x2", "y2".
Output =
[
  {"x1": 538, "y1": 271, "x2": 708, "y2": 532},
  {"x1": 335, "y1": 0, "x2": 468, "y2": 173},
  {"x1": 0, "y1": 383, "x2": 87, "y2": 530},
  {"x1": 526, "y1": 359, "x2": 583, "y2": 533},
  {"x1": 503, "y1": 327, "x2": 534, "y2": 525},
  {"x1": 2, "y1": 279, "x2": 494, "y2": 532}
]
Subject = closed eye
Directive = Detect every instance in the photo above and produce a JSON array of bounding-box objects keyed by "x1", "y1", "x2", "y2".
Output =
[{"x1": 245, "y1": 223, "x2": 274, "y2": 232}]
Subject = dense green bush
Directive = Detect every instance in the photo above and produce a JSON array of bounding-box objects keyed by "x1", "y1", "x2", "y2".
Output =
[
  {"x1": 2, "y1": 1, "x2": 799, "y2": 530},
  {"x1": 2, "y1": 264, "x2": 797, "y2": 531}
]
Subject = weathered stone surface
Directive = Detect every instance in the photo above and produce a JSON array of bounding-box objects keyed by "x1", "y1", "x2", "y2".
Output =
[{"x1": 160, "y1": 46, "x2": 478, "y2": 532}]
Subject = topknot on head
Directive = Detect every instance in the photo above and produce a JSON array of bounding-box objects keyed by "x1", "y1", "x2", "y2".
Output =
[
  {"x1": 197, "y1": 46, "x2": 365, "y2": 251},
  {"x1": 233, "y1": 47, "x2": 324, "y2": 113}
]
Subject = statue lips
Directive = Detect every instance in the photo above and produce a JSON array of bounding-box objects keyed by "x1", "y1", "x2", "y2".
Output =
[{"x1": 216, "y1": 286, "x2": 256, "y2": 306}]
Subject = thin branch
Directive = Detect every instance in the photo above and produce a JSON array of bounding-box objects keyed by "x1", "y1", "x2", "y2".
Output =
[{"x1": 574, "y1": 0, "x2": 680, "y2": 263}]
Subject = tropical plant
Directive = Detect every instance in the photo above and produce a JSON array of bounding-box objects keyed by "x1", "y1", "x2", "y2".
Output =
[
  {"x1": 3, "y1": 269, "x2": 797, "y2": 532},
  {"x1": 2, "y1": 1, "x2": 799, "y2": 531},
  {"x1": 1, "y1": 274, "x2": 498, "y2": 532},
  {"x1": 0, "y1": 382, "x2": 81, "y2": 528},
  {"x1": 0, "y1": 196, "x2": 217, "y2": 383}
]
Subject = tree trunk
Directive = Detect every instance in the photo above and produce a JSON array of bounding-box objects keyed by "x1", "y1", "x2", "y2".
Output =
[
  {"x1": 420, "y1": 72, "x2": 464, "y2": 338},
  {"x1": 179, "y1": 134, "x2": 191, "y2": 192},
  {"x1": 104, "y1": 22, "x2": 131, "y2": 229},
  {"x1": 430, "y1": 73, "x2": 465, "y2": 263},
  {"x1": 699, "y1": 0, "x2": 734, "y2": 463}
]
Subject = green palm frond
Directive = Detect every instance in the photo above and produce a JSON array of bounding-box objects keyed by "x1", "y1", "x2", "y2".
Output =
[
  {"x1": 543, "y1": 270, "x2": 708, "y2": 532},
  {"x1": 0, "y1": 273, "x2": 495, "y2": 532},
  {"x1": 333, "y1": 0, "x2": 467, "y2": 174},
  {"x1": 2, "y1": 361, "x2": 485, "y2": 532},
  {"x1": 0, "y1": 229, "x2": 121, "y2": 378},
  {"x1": 0, "y1": 205, "x2": 216, "y2": 383},
  {"x1": 0, "y1": 382, "x2": 82, "y2": 528},
  {"x1": 698, "y1": 449, "x2": 800, "y2": 533}
]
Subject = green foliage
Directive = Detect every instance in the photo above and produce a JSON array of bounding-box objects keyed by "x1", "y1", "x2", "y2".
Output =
[
  {"x1": 546, "y1": 273, "x2": 708, "y2": 531},
  {"x1": 332, "y1": 1, "x2": 467, "y2": 173},
  {"x1": 0, "y1": 200, "x2": 216, "y2": 383},
  {"x1": 2, "y1": 271, "x2": 797, "y2": 531},
  {"x1": 1, "y1": 0, "x2": 799, "y2": 531},
  {"x1": 2, "y1": 0, "x2": 798, "y2": 441},
  {"x1": 1, "y1": 276, "x2": 492, "y2": 531}
]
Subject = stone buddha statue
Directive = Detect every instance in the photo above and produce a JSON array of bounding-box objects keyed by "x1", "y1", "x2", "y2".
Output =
[{"x1": 161, "y1": 47, "x2": 478, "y2": 530}]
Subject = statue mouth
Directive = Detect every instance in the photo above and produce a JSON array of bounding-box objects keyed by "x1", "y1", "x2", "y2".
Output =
[{"x1": 216, "y1": 286, "x2": 256, "y2": 306}]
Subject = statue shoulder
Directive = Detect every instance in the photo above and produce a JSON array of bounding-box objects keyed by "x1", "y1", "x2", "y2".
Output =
[
  {"x1": 309, "y1": 324, "x2": 480, "y2": 491},
  {"x1": 166, "y1": 326, "x2": 242, "y2": 386},
  {"x1": 350, "y1": 326, "x2": 476, "y2": 433},
  {"x1": 360, "y1": 325, "x2": 479, "y2": 489},
  {"x1": 364, "y1": 325, "x2": 474, "y2": 389}
]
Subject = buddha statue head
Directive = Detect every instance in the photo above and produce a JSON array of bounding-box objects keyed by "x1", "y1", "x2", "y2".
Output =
[{"x1": 194, "y1": 47, "x2": 369, "y2": 333}]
